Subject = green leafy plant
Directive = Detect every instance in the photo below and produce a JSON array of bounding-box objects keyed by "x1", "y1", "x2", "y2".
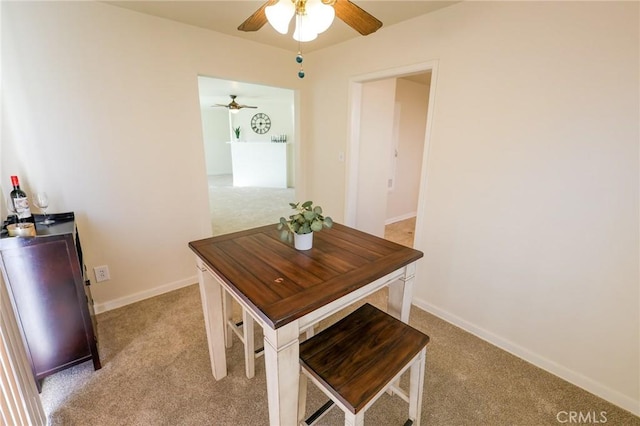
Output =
[
  {"x1": 277, "y1": 201, "x2": 333, "y2": 242},
  {"x1": 233, "y1": 126, "x2": 241, "y2": 139}
]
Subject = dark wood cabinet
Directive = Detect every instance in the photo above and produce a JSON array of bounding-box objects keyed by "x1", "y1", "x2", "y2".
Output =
[{"x1": 0, "y1": 213, "x2": 100, "y2": 391}]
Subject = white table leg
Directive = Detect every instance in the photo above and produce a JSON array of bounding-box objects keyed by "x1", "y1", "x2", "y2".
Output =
[
  {"x1": 388, "y1": 262, "x2": 416, "y2": 323},
  {"x1": 243, "y1": 308, "x2": 256, "y2": 379},
  {"x1": 196, "y1": 257, "x2": 227, "y2": 380},
  {"x1": 263, "y1": 323, "x2": 300, "y2": 426}
]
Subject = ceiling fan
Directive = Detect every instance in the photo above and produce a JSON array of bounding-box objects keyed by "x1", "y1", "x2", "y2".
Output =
[
  {"x1": 238, "y1": 0, "x2": 383, "y2": 37},
  {"x1": 212, "y1": 95, "x2": 258, "y2": 114}
]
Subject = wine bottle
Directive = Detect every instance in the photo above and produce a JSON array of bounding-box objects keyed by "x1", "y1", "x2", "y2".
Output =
[{"x1": 9, "y1": 176, "x2": 34, "y2": 224}]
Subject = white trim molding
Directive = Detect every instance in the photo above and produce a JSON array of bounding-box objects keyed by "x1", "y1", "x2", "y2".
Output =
[
  {"x1": 94, "y1": 276, "x2": 197, "y2": 314},
  {"x1": 413, "y1": 297, "x2": 640, "y2": 416},
  {"x1": 385, "y1": 212, "x2": 417, "y2": 226}
]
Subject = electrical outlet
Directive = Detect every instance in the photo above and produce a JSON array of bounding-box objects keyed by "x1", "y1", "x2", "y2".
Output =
[{"x1": 94, "y1": 265, "x2": 110, "y2": 283}]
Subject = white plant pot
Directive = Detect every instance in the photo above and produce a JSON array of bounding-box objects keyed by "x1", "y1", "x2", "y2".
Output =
[{"x1": 294, "y1": 232, "x2": 313, "y2": 250}]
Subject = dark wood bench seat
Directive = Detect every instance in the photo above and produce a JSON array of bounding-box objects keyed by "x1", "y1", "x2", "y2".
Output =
[{"x1": 299, "y1": 303, "x2": 430, "y2": 425}]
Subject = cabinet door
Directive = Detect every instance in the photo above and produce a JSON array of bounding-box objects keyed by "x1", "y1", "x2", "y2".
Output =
[{"x1": 1, "y1": 235, "x2": 91, "y2": 377}]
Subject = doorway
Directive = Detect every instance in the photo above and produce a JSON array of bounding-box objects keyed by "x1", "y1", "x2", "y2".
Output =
[
  {"x1": 345, "y1": 62, "x2": 438, "y2": 248},
  {"x1": 197, "y1": 76, "x2": 298, "y2": 235}
]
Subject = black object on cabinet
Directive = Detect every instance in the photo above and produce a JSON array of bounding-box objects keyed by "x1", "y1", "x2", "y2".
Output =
[{"x1": 0, "y1": 212, "x2": 101, "y2": 391}]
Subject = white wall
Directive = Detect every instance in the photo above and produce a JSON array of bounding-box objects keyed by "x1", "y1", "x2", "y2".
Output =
[
  {"x1": 199, "y1": 93, "x2": 295, "y2": 183},
  {"x1": 200, "y1": 107, "x2": 232, "y2": 175},
  {"x1": 239, "y1": 99, "x2": 295, "y2": 143},
  {"x1": 2, "y1": 0, "x2": 638, "y2": 415},
  {"x1": 386, "y1": 78, "x2": 429, "y2": 222},
  {"x1": 1, "y1": 1, "x2": 301, "y2": 310},
  {"x1": 354, "y1": 78, "x2": 396, "y2": 237},
  {"x1": 240, "y1": 99, "x2": 296, "y2": 188},
  {"x1": 306, "y1": 1, "x2": 639, "y2": 415}
]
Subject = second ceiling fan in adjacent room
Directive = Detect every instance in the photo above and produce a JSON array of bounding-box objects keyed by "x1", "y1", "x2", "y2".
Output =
[{"x1": 212, "y1": 95, "x2": 258, "y2": 114}]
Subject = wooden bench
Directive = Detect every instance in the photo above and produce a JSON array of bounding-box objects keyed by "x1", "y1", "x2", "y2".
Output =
[{"x1": 298, "y1": 303, "x2": 430, "y2": 426}]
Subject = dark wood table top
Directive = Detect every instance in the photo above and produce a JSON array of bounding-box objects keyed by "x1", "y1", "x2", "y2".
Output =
[{"x1": 189, "y1": 223, "x2": 423, "y2": 329}]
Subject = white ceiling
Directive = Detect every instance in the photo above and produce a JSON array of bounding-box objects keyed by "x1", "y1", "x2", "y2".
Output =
[
  {"x1": 104, "y1": 1, "x2": 459, "y2": 53},
  {"x1": 104, "y1": 1, "x2": 447, "y2": 108},
  {"x1": 198, "y1": 76, "x2": 293, "y2": 108}
]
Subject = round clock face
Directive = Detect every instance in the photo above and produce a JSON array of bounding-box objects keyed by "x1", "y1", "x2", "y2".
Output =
[{"x1": 251, "y1": 113, "x2": 271, "y2": 134}]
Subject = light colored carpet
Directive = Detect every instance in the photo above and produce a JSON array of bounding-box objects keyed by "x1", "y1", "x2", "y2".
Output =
[
  {"x1": 207, "y1": 174, "x2": 295, "y2": 236},
  {"x1": 40, "y1": 285, "x2": 639, "y2": 425}
]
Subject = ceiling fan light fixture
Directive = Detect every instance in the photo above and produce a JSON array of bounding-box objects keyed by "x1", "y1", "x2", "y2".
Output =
[
  {"x1": 306, "y1": 0, "x2": 335, "y2": 34},
  {"x1": 293, "y1": 13, "x2": 318, "y2": 42},
  {"x1": 265, "y1": 0, "x2": 295, "y2": 34}
]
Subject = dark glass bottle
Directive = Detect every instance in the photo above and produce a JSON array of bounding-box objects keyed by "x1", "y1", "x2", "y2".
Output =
[{"x1": 9, "y1": 176, "x2": 34, "y2": 224}]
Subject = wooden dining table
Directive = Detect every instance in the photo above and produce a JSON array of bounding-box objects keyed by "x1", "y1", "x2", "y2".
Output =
[{"x1": 188, "y1": 223, "x2": 423, "y2": 426}]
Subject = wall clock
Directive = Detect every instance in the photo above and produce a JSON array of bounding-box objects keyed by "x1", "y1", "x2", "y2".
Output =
[{"x1": 251, "y1": 113, "x2": 271, "y2": 134}]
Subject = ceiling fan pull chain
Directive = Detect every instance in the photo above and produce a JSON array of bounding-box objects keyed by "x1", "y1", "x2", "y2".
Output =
[
  {"x1": 296, "y1": 51, "x2": 305, "y2": 79},
  {"x1": 296, "y1": 33, "x2": 305, "y2": 79}
]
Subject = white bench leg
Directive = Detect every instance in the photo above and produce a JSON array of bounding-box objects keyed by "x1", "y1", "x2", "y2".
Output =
[
  {"x1": 298, "y1": 371, "x2": 308, "y2": 425},
  {"x1": 345, "y1": 412, "x2": 364, "y2": 426},
  {"x1": 409, "y1": 348, "x2": 427, "y2": 426},
  {"x1": 223, "y1": 290, "x2": 233, "y2": 348},
  {"x1": 303, "y1": 325, "x2": 315, "y2": 340}
]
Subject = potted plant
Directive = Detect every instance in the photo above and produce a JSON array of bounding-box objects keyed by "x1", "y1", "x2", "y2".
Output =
[
  {"x1": 233, "y1": 126, "x2": 241, "y2": 141},
  {"x1": 277, "y1": 201, "x2": 333, "y2": 250}
]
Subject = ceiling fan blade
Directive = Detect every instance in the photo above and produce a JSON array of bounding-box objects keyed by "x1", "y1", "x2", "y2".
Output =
[
  {"x1": 238, "y1": 105, "x2": 258, "y2": 109},
  {"x1": 333, "y1": 0, "x2": 383, "y2": 36},
  {"x1": 238, "y1": 0, "x2": 276, "y2": 32}
]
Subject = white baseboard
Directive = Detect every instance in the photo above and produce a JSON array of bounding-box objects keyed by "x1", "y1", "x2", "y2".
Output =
[
  {"x1": 385, "y1": 212, "x2": 416, "y2": 225},
  {"x1": 93, "y1": 276, "x2": 197, "y2": 314},
  {"x1": 412, "y1": 297, "x2": 640, "y2": 416}
]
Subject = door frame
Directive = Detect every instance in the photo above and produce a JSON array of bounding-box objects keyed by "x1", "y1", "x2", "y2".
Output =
[{"x1": 344, "y1": 61, "x2": 439, "y2": 248}]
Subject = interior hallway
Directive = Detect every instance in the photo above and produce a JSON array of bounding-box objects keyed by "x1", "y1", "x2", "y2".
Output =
[
  {"x1": 208, "y1": 174, "x2": 417, "y2": 244},
  {"x1": 384, "y1": 216, "x2": 416, "y2": 247}
]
